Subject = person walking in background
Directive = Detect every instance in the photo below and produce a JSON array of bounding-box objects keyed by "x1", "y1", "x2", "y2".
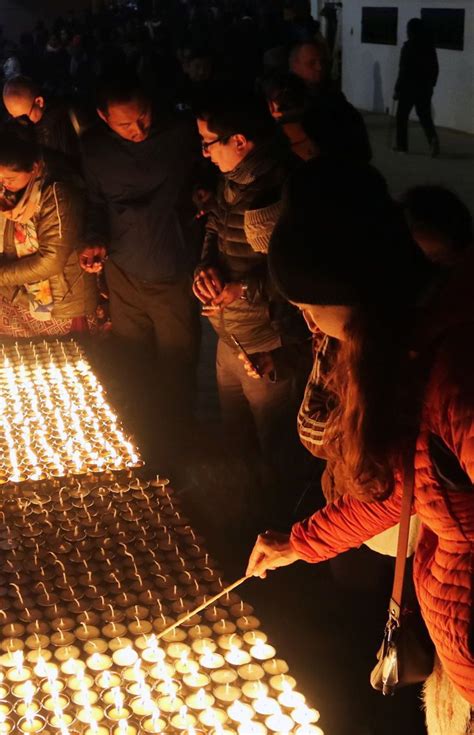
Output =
[{"x1": 394, "y1": 18, "x2": 439, "y2": 157}]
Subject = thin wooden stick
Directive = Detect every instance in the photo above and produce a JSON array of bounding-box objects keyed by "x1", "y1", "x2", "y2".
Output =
[{"x1": 155, "y1": 575, "x2": 251, "y2": 640}]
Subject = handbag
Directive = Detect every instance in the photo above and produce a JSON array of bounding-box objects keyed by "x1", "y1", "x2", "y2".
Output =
[{"x1": 370, "y1": 449, "x2": 434, "y2": 695}]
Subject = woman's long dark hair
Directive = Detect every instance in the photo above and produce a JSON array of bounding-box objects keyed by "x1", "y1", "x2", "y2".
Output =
[
  {"x1": 270, "y1": 159, "x2": 434, "y2": 500},
  {"x1": 323, "y1": 303, "x2": 420, "y2": 499}
]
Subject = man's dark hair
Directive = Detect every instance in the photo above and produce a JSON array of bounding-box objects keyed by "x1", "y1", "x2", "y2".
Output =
[
  {"x1": 401, "y1": 186, "x2": 473, "y2": 253},
  {"x1": 0, "y1": 123, "x2": 39, "y2": 171},
  {"x1": 194, "y1": 85, "x2": 275, "y2": 143},
  {"x1": 95, "y1": 72, "x2": 148, "y2": 115},
  {"x1": 260, "y1": 71, "x2": 307, "y2": 113}
]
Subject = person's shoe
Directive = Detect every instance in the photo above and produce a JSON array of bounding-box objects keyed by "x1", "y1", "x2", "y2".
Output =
[
  {"x1": 392, "y1": 146, "x2": 408, "y2": 153},
  {"x1": 430, "y1": 138, "x2": 440, "y2": 157}
]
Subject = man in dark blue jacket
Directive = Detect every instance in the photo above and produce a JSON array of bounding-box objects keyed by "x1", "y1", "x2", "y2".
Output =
[{"x1": 79, "y1": 74, "x2": 200, "y2": 470}]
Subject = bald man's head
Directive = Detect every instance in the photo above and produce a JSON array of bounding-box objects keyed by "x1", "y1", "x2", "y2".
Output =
[{"x1": 3, "y1": 76, "x2": 45, "y2": 123}]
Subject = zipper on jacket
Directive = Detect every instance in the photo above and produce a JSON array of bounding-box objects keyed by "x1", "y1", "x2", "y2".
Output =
[{"x1": 220, "y1": 204, "x2": 230, "y2": 337}]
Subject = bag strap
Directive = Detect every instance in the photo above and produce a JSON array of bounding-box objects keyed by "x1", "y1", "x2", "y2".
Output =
[
  {"x1": 388, "y1": 448, "x2": 416, "y2": 624},
  {"x1": 385, "y1": 340, "x2": 444, "y2": 626}
]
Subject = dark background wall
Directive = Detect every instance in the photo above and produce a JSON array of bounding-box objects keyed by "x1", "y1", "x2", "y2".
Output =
[{"x1": 0, "y1": 0, "x2": 98, "y2": 40}]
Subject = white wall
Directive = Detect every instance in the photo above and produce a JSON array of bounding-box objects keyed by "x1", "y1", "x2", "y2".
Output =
[{"x1": 341, "y1": 0, "x2": 474, "y2": 133}]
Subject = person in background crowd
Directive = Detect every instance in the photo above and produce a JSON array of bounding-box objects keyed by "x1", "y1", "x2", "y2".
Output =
[
  {"x1": 261, "y1": 65, "x2": 372, "y2": 164},
  {"x1": 288, "y1": 39, "x2": 372, "y2": 162},
  {"x1": 283, "y1": 0, "x2": 322, "y2": 44},
  {"x1": 176, "y1": 47, "x2": 215, "y2": 109},
  {"x1": 394, "y1": 18, "x2": 439, "y2": 157},
  {"x1": 3, "y1": 76, "x2": 80, "y2": 163},
  {"x1": 183, "y1": 47, "x2": 214, "y2": 85},
  {"x1": 246, "y1": 159, "x2": 474, "y2": 735},
  {"x1": 79, "y1": 73, "x2": 200, "y2": 473},
  {"x1": 17, "y1": 33, "x2": 42, "y2": 82},
  {"x1": 33, "y1": 21, "x2": 48, "y2": 54},
  {"x1": 220, "y1": 14, "x2": 263, "y2": 84},
  {"x1": 261, "y1": 71, "x2": 318, "y2": 161},
  {"x1": 288, "y1": 38, "x2": 329, "y2": 90},
  {"x1": 68, "y1": 33, "x2": 92, "y2": 98},
  {"x1": 42, "y1": 33, "x2": 71, "y2": 95},
  {"x1": 400, "y1": 185, "x2": 472, "y2": 266},
  {"x1": 2, "y1": 41, "x2": 21, "y2": 81},
  {"x1": 193, "y1": 87, "x2": 310, "y2": 523},
  {"x1": 0, "y1": 125, "x2": 96, "y2": 338}
]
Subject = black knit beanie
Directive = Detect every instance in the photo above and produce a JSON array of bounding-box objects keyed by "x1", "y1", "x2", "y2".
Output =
[{"x1": 269, "y1": 158, "x2": 432, "y2": 306}]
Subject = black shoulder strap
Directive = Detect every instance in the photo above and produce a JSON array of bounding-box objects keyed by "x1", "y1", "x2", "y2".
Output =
[
  {"x1": 389, "y1": 448, "x2": 416, "y2": 623},
  {"x1": 429, "y1": 433, "x2": 471, "y2": 490}
]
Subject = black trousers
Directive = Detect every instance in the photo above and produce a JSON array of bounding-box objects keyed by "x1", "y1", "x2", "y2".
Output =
[
  {"x1": 104, "y1": 258, "x2": 200, "y2": 472},
  {"x1": 396, "y1": 87, "x2": 437, "y2": 151}
]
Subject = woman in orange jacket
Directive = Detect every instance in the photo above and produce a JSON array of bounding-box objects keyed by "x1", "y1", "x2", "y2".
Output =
[{"x1": 246, "y1": 160, "x2": 474, "y2": 734}]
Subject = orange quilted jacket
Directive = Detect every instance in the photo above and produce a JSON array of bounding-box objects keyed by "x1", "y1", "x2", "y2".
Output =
[{"x1": 291, "y1": 261, "x2": 474, "y2": 704}]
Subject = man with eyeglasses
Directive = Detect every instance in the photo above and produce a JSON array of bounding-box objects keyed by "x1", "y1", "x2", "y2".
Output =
[
  {"x1": 193, "y1": 87, "x2": 310, "y2": 524},
  {"x1": 78, "y1": 72, "x2": 200, "y2": 475},
  {"x1": 2, "y1": 75, "x2": 79, "y2": 163}
]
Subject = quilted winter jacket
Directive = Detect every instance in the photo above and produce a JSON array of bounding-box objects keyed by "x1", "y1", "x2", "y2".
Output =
[
  {"x1": 0, "y1": 175, "x2": 97, "y2": 319},
  {"x1": 200, "y1": 139, "x2": 303, "y2": 353},
  {"x1": 291, "y1": 260, "x2": 474, "y2": 705}
]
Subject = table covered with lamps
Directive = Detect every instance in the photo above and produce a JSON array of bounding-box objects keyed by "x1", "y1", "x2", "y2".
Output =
[{"x1": 0, "y1": 339, "x2": 325, "y2": 735}]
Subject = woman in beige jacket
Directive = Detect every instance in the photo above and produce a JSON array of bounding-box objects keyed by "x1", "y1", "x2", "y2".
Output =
[{"x1": 0, "y1": 126, "x2": 96, "y2": 337}]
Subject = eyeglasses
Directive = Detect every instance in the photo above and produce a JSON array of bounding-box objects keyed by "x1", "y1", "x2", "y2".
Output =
[
  {"x1": 26, "y1": 98, "x2": 36, "y2": 120},
  {"x1": 10, "y1": 99, "x2": 37, "y2": 127},
  {"x1": 201, "y1": 134, "x2": 234, "y2": 152}
]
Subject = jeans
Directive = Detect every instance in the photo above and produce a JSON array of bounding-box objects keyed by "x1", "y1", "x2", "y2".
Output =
[{"x1": 216, "y1": 338, "x2": 307, "y2": 525}]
